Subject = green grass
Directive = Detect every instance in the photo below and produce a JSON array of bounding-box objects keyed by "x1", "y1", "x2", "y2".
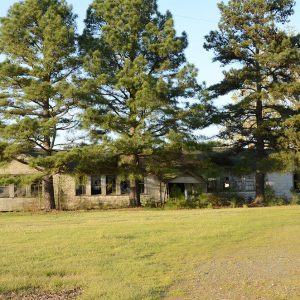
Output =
[{"x1": 0, "y1": 206, "x2": 299, "y2": 299}]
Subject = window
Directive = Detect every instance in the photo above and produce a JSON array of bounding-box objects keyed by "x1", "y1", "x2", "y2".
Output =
[
  {"x1": 245, "y1": 180, "x2": 255, "y2": 191},
  {"x1": 75, "y1": 176, "x2": 86, "y2": 196},
  {"x1": 91, "y1": 176, "x2": 101, "y2": 195},
  {"x1": 14, "y1": 185, "x2": 26, "y2": 197},
  {"x1": 223, "y1": 177, "x2": 230, "y2": 189},
  {"x1": 207, "y1": 178, "x2": 218, "y2": 192},
  {"x1": 120, "y1": 180, "x2": 144, "y2": 194},
  {"x1": 232, "y1": 180, "x2": 242, "y2": 191},
  {"x1": 0, "y1": 186, "x2": 9, "y2": 198},
  {"x1": 139, "y1": 180, "x2": 145, "y2": 194},
  {"x1": 31, "y1": 181, "x2": 42, "y2": 197},
  {"x1": 106, "y1": 175, "x2": 116, "y2": 195},
  {"x1": 121, "y1": 181, "x2": 130, "y2": 194}
]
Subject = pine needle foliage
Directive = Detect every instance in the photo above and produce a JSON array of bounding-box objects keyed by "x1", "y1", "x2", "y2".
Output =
[
  {"x1": 78, "y1": 0, "x2": 204, "y2": 206},
  {"x1": 0, "y1": 0, "x2": 79, "y2": 209},
  {"x1": 204, "y1": 0, "x2": 300, "y2": 203}
]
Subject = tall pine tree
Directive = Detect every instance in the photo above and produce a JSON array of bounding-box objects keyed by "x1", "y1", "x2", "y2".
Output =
[
  {"x1": 0, "y1": 0, "x2": 79, "y2": 209},
  {"x1": 79, "y1": 0, "x2": 201, "y2": 206},
  {"x1": 204, "y1": 0, "x2": 300, "y2": 204}
]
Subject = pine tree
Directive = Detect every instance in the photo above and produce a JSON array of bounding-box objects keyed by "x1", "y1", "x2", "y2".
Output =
[
  {"x1": 204, "y1": 0, "x2": 300, "y2": 204},
  {"x1": 0, "y1": 0, "x2": 79, "y2": 209},
  {"x1": 79, "y1": 0, "x2": 201, "y2": 206}
]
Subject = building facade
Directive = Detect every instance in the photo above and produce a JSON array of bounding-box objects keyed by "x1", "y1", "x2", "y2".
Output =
[{"x1": 0, "y1": 160, "x2": 297, "y2": 211}]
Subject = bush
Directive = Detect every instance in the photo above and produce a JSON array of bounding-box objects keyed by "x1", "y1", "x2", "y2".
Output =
[
  {"x1": 165, "y1": 195, "x2": 187, "y2": 209},
  {"x1": 203, "y1": 193, "x2": 245, "y2": 208},
  {"x1": 164, "y1": 193, "x2": 245, "y2": 209},
  {"x1": 228, "y1": 194, "x2": 246, "y2": 208},
  {"x1": 290, "y1": 193, "x2": 300, "y2": 205},
  {"x1": 264, "y1": 185, "x2": 289, "y2": 206},
  {"x1": 141, "y1": 197, "x2": 162, "y2": 208}
]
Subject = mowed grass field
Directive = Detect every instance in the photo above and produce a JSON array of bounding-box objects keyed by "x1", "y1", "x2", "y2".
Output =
[{"x1": 0, "y1": 207, "x2": 299, "y2": 300}]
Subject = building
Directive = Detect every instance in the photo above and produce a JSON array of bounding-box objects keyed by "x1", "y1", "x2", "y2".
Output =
[{"x1": 0, "y1": 156, "x2": 297, "y2": 211}]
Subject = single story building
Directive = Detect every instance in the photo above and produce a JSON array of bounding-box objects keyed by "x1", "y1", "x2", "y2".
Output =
[{"x1": 0, "y1": 159, "x2": 297, "y2": 211}]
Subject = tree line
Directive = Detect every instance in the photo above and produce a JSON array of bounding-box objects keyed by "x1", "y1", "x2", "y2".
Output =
[{"x1": 0, "y1": 0, "x2": 299, "y2": 209}]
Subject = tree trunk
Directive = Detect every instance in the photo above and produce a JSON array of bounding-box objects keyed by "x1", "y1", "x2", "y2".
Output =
[
  {"x1": 254, "y1": 171, "x2": 265, "y2": 204},
  {"x1": 129, "y1": 179, "x2": 141, "y2": 207},
  {"x1": 44, "y1": 175, "x2": 56, "y2": 210},
  {"x1": 254, "y1": 94, "x2": 265, "y2": 205}
]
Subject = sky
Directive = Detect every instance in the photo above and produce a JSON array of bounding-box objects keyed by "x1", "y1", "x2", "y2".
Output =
[{"x1": 1, "y1": 0, "x2": 300, "y2": 137}]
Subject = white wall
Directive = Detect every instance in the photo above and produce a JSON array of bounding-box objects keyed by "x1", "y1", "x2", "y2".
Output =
[{"x1": 266, "y1": 172, "x2": 294, "y2": 199}]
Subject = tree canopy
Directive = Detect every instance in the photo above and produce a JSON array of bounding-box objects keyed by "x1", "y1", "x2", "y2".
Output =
[
  {"x1": 204, "y1": 0, "x2": 300, "y2": 203},
  {"x1": 0, "y1": 0, "x2": 299, "y2": 209},
  {"x1": 0, "y1": 0, "x2": 79, "y2": 209},
  {"x1": 78, "y1": 0, "x2": 204, "y2": 206}
]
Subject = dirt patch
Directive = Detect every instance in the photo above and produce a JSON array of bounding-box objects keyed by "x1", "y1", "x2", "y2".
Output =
[
  {"x1": 0, "y1": 288, "x2": 82, "y2": 300},
  {"x1": 166, "y1": 248, "x2": 300, "y2": 300}
]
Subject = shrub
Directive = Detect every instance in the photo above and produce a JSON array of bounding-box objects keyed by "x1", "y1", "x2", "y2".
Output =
[
  {"x1": 290, "y1": 193, "x2": 300, "y2": 205},
  {"x1": 264, "y1": 185, "x2": 289, "y2": 206},
  {"x1": 141, "y1": 197, "x2": 162, "y2": 208},
  {"x1": 165, "y1": 195, "x2": 187, "y2": 209},
  {"x1": 164, "y1": 193, "x2": 245, "y2": 209},
  {"x1": 204, "y1": 193, "x2": 245, "y2": 208}
]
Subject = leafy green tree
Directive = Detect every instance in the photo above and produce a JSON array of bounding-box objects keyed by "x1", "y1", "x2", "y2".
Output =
[
  {"x1": 204, "y1": 0, "x2": 300, "y2": 203},
  {"x1": 79, "y1": 0, "x2": 202, "y2": 206},
  {"x1": 0, "y1": 0, "x2": 79, "y2": 209}
]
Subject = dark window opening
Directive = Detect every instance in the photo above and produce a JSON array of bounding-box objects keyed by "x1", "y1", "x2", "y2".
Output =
[
  {"x1": 223, "y1": 177, "x2": 230, "y2": 190},
  {"x1": 207, "y1": 178, "x2": 218, "y2": 193},
  {"x1": 106, "y1": 175, "x2": 116, "y2": 195},
  {"x1": 121, "y1": 181, "x2": 130, "y2": 194},
  {"x1": 244, "y1": 180, "x2": 255, "y2": 191},
  {"x1": 168, "y1": 183, "x2": 185, "y2": 198},
  {"x1": 91, "y1": 176, "x2": 101, "y2": 195},
  {"x1": 76, "y1": 176, "x2": 86, "y2": 196},
  {"x1": 14, "y1": 185, "x2": 26, "y2": 198},
  {"x1": 139, "y1": 180, "x2": 145, "y2": 194},
  {"x1": 0, "y1": 186, "x2": 9, "y2": 198},
  {"x1": 31, "y1": 181, "x2": 42, "y2": 197}
]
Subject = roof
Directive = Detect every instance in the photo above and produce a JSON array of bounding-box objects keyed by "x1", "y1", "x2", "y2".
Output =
[{"x1": 167, "y1": 170, "x2": 207, "y2": 184}]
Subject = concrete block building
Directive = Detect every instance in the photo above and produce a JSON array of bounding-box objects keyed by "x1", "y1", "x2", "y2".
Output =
[{"x1": 0, "y1": 159, "x2": 297, "y2": 211}]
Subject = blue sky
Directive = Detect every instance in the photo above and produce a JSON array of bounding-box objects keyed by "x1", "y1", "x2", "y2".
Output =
[
  {"x1": 2, "y1": 0, "x2": 299, "y2": 86},
  {"x1": 1, "y1": 0, "x2": 300, "y2": 137}
]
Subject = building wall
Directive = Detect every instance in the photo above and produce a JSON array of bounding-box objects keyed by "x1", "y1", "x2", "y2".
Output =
[
  {"x1": 53, "y1": 174, "x2": 131, "y2": 209},
  {"x1": 0, "y1": 160, "x2": 296, "y2": 211},
  {"x1": 0, "y1": 197, "x2": 45, "y2": 211},
  {"x1": 144, "y1": 175, "x2": 167, "y2": 202},
  {"x1": 207, "y1": 172, "x2": 294, "y2": 200},
  {"x1": 266, "y1": 173, "x2": 294, "y2": 199},
  {"x1": 67, "y1": 195, "x2": 130, "y2": 210},
  {"x1": 0, "y1": 160, "x2": 44, "y2": 211}
]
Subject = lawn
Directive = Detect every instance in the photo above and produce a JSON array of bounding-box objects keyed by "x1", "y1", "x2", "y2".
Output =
[{"x1": 0, "y1": 207, "x2": 299, "y2": 299}]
